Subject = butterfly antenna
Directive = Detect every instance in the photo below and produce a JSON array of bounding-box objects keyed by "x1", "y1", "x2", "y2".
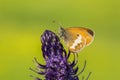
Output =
[
  {"x1": 52, "y1": 20, "x2": 65, "y2": 38},
  {"x1": 52, "y1": 20, "x2": 64, "y2": 29}
]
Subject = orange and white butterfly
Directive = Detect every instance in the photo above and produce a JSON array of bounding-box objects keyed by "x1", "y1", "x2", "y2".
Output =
[{"x1": 59, "y1": 27, "x2": 94, "y2": 53}]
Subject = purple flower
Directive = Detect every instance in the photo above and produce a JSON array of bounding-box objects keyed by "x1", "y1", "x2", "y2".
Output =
[{"x1": 30, "y1": 30, "x2": 91, "y2": 80}]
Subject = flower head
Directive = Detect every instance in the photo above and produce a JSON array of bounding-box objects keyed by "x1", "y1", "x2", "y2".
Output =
[{"x1": 30, "y1": 30, "x2": 91, "y2": 80}]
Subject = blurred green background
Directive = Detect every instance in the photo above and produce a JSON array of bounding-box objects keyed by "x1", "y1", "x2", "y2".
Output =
[{"x1": 0, "y1": 0, "x2": 120, "y2": 80}]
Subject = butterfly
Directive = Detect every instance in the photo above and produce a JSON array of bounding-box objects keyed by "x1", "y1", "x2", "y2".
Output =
[{"x1": 59, "y1": 27, "x2": 94, "y2": 53}]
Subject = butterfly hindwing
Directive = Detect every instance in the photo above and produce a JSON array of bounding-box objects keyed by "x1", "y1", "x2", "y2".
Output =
[{"x1": 59, "y1": 27, "x2": 94, "y2": 53}]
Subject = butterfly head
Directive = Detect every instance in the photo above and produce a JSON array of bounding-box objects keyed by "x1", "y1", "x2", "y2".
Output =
[{"x1": 59, "y1": 27, "x2": 66, "y2": 38}]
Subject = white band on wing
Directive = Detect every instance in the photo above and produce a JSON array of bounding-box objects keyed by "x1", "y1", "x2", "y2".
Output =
[{"x1": 70, "y1": 35, "x2": 82, "y2": 49}]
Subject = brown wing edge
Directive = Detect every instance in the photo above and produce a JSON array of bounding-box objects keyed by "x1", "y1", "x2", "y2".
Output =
[{"x1": 86, "y1": 29, "x2": 94, "y2": 37}]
